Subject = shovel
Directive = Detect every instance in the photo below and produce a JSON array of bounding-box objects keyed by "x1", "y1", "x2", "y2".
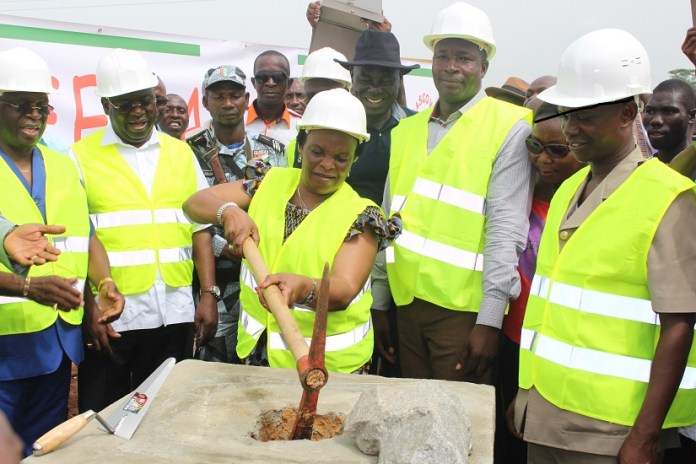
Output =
[
  {"x1": 242, "y1": 239, "x2": 329, "y2": 440},
  {"x1": 32, "y1": 357, "x2": 176, "y2": 456}
]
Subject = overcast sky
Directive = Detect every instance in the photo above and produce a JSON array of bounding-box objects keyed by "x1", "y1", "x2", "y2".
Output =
[{"x1": 1, "y1": 0, "x2": 693, "y2": 89}]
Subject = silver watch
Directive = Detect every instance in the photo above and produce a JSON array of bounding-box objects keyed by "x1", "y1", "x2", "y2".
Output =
[{"x1": 202, "y1": 285, "x2": 221, "y2": 300}]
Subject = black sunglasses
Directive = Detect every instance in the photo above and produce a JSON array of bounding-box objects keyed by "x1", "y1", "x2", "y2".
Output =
[
  {"x1": 525, "y1": 137, "x2": 571, "y2": 159},
  {"x1": 253, "y1": 71, "x2": 288, "y2": 84},
  {"x1": 0, "y1": 98, "x2": 54, "y2": 116},
  {"x1": 106, "y1": 96, "x2": 157, "y2": 114}
]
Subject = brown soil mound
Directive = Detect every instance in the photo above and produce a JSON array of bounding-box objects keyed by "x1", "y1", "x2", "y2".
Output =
[{"x1": 253, "y1": 407, "x2": 344, "y2": 442}]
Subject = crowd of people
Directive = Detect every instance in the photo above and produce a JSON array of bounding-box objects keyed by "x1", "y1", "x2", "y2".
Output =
[{"x1": 1, "y1": 1, "x2": 696, "y2": 463}]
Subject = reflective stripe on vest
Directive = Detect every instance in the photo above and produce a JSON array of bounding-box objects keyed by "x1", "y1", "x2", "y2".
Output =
[
  {"x1": 239, "y1": 307, "x2": 266, "y2": 340},
  {"x1": 90, "y1": 208, "x2": 190, "y2": 229},
  {"x1": 530, "y1": 275, "x2": 658, "y2": 325},
  {"x1": 386, "y1": 229, "x2": 485, "y2": 272},
  {"x1": 269, "y1": 319, "x2": 373, "y2": 352},
  {"x1": 107, "y1": 247, "x2": 192, "y2": 267},
  {"x1": 521, "y1": 328, "x2": 696, "y2": 390},
  {"x1": 52, "y1": 236, "x2": 90, "y2": 254},
  {"x1": 390, "y1": 178, "x2": 487, "y2": 215}
]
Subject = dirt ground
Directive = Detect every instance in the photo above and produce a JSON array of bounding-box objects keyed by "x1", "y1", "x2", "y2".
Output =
[{"x1": 253, "y1": 407, "x2": 344, "y2": 442}]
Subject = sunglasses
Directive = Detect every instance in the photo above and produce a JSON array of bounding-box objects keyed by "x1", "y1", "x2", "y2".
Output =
[
  {"x1": 253, "y1": 71, "x2": 288, "y2": 84},
  {"x1": 525, "y1": 137, "x2": 571, "y2": 159},
  {"x1": 156, "y1": 97, "x2": 169, "y2": 107},
  {"x1": 0, "y1": 98, "x2": 54, "y2": 116},
  {"x1": 106, "y1": 96, "x2": 157, "y2": 114}
]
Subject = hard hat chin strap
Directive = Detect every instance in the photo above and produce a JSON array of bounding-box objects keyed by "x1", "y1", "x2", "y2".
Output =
[{"x1": 534, "y1": 96, "x2": 635, "y2": 123}]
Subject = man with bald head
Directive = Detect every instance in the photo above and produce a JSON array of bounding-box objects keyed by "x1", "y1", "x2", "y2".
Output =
[{"x1": 524, "y1": 75, "x2": 557, "y2": 107}]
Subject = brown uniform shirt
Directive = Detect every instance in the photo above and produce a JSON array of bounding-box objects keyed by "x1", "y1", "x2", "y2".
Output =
[{"x1": 516, "y1": 148, "x2": 696, "y2": 456}]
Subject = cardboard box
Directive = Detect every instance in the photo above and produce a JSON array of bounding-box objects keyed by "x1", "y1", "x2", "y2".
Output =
[{"x1": 309, "y1": 0, "x2": 384, "y2": 60}]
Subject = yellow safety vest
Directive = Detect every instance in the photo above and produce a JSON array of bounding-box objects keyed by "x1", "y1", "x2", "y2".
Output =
[
  {"x1": 71, "y1": 129, "x2": 197, "y2": 295},
  {"x1": 0, "y1": 145, "x2": 89, "y2": 335},
  {"x1": 285, "y1": 138, "x2": 298, "y2": 167},
  {"x1": 386, "y1": 97, "x2": 531, "y2": 310},
  {"x1": 520, "y1": 158, "x2": 696, "y2": 427},
  {"x1": 237, "y1": 168, "x2": 375, "y2": 373}
]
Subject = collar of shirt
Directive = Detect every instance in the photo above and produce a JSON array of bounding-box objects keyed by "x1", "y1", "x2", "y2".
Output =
[
  {"x1": 430, "y1": 89, "x2": 485, "y2": 126},
  {"x1": 392, "y1": 102, "x2": 411, "y2": 122},
  {"x1": 563, "y1": 146, "x2": 643, "y2": 229},
  {"x1": 246, "y1": 100, "x2": 293, "y2": 128},
  {"x1": 101, "y1": 124, "x2": 161, "y2": 150}
]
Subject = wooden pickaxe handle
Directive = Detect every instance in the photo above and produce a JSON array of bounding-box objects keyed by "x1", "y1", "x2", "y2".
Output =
[{"x1": 242, "y1": 238, "x2": 309, "y2": 362}]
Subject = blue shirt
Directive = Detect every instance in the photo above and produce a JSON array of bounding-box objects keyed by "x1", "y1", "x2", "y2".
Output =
[{"x1": 0, "y1": 146, "x2": 83, "y2": 381}]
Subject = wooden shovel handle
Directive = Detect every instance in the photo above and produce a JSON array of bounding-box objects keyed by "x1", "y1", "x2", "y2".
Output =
[
  {"x1": 243, "y1": 238, "x2": 309, "y2": 362},
  {"x1": 32, "y1": 410, "x2": 96, "y2": 456}
]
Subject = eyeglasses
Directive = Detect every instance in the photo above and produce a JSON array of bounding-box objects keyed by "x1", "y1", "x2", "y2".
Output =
[
  {"x1": 253, "y1": 71, "x2": 288, "y2": 84},
  {"x1": 0, "y1": 99, "x2": 54, "y2": 116},
  {"x1": 525, "y1": 137, "x2": 571, "y2": 159},
  {"x1": 156, "y1": 97, "x2": 169, "y2": 107},
  {"x1": 106, "y1": 96, "x2": 157, "y2": 113}
]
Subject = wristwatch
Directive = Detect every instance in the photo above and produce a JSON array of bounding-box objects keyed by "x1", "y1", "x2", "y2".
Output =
[{"x1": 202, "y1": 285, "x2": 221, "y2": 301}]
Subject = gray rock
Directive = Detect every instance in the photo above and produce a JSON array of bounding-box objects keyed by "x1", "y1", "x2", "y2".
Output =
[{"x1": 344, "y1": 381, "x2": 473, "y2": 463}]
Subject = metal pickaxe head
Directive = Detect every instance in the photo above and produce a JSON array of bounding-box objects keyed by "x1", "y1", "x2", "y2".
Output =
[{"x1": 292, "y1": 262, "x2": 330, "y2": 440}]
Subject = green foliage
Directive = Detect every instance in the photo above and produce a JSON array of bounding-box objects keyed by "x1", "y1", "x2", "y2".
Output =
[{"x1": 668, "y1": 68, "x2": 696, "y2": 88}]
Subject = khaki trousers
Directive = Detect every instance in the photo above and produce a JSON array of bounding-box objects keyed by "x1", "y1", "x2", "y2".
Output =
[{"x1": 396, "y1": 298, "x2": 493, "y2": 384}]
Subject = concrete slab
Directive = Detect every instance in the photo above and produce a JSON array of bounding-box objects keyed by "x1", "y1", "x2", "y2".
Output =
[{"x1": 25, "y1": 360, "x2": 494, "y2": 463}]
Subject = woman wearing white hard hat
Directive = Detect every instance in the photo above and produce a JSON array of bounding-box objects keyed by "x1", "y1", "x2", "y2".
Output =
[{"x1": 184, "y1": 89, "x2": 401, "y2": 373}]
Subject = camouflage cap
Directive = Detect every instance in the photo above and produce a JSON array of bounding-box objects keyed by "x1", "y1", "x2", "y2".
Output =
[{"x1": 202, "y1": 65, "x2": 246, "y2": 90}]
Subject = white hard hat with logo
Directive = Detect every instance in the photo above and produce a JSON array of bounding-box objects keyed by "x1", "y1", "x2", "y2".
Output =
[
  {"x1": 538, "y1": 29, "x2": 651, "y2": 108},
  {"x1": 0, "y1": 47, "x2": 53, "y2": 95},
  {"x1": 300, "y1": 47, "x2": 352, "y2": 89},
  {"x1": 423, "y1": 2, "x2": 496, "y2": 60},
  {"x1": 96, "y1": 48, "x2": 158, "y2": 97},
  {"x1": 297, "y1": 88, "x2": 370, "y2": 142}
]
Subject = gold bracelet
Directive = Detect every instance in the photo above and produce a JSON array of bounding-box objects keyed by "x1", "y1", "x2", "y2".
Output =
[
  {"x1": 97, "y1": 277, "x2": 114, "y2": 293},
  {"x1": 22, "y1": 276, "x2": 31, "y2": 297}
]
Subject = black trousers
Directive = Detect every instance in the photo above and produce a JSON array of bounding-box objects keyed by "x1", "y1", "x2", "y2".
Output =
[{"x1": 78, "y1": 322, "x2": 193, "y2": 412}]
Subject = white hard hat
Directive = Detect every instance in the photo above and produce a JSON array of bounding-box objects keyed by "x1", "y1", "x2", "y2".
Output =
[
  {"x1": 0, "y1": 47, "x2": 52, "y2": 94},
  {"x1": 95, "y1": 48, "x2": 158, "y2": 97},
  {"x1": 298, "y1": 88, "x2": 370, "y2": 143},
  {"x1": 300, "y1": 47, "x2": 352, "y2": 89},
  {"x1": 423, "y1": 2, "x2": 496, "y2": 60},
  {"x1": 538, "y1": 29, "x2": 651, "y2": 108}
]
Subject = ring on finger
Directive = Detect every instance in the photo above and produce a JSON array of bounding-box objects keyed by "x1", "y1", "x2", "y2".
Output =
[
  {"x1": 30, "y1": 255, "x2": 39, "y2": 262},
  {"x1": 228, "y1": 243, "x2": 236, "y2": 251},
  {"x1": 52, "y1": 303, "x2": 58, "y2": 310},
  {"x1": 86, "y1": 343, "x2": 94, "y2": 348}
]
